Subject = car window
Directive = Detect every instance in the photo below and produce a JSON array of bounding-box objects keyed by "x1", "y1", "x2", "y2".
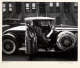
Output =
[{"x1": 33, "y1": 20, "x2": 54, "y2": 26}]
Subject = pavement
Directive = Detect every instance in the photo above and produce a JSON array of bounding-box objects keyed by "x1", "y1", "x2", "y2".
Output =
[{"x1": 2, "y1": 50, "x2": 77, "y2": 61}]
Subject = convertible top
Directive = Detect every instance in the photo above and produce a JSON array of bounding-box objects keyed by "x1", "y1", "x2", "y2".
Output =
[{"x1": 24, "y1": 17, "x2": 55, "y2": 21}]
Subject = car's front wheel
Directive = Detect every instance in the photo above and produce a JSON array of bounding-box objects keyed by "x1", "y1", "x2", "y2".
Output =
[{"x1": 2, "y1": 38, "x2": 16, "y2": 55}]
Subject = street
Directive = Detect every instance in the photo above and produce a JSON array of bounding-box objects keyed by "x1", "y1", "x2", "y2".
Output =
[{"x1": 2, "y1": 50, "x2": 77, "y2": 61}]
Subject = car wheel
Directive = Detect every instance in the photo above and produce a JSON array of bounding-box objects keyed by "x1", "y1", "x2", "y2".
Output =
[
  {"x1": 2, "y1": 38, "x2": 16, "y2": 55},
  {"x1": 57, "y1": 31, "x2": 76, "y2": 51}
]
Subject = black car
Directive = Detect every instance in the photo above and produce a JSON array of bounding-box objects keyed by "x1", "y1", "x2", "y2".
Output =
[{"x1": 2, "y1": 17, "x2": 78, "y2": 56}]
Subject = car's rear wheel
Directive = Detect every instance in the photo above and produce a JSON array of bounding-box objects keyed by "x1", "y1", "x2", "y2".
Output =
[{"x1": 2, "y1": 38, "x2": 16, "y2": 55}]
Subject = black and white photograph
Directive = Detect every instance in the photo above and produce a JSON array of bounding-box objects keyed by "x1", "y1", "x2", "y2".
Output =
[{"x1": 2, "y1": 2, "x2": 78, "y2": 61}]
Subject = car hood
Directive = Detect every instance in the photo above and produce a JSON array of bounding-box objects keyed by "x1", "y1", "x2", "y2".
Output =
[
  {"x1": 55, "y1": 26, "x2": 78, "y2": 31},
  {"x1": 9, "y1": 26, "x2": 26, "y2": 31},
  {"x1": 3, "y1": 26, "x2": 27, "y2": 33}
]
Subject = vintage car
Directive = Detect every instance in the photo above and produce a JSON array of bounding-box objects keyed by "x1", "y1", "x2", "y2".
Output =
[{"x1": 2, "y1": 17, "x2": 78, "y2": 56}]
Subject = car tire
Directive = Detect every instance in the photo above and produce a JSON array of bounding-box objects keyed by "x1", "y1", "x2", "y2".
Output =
[
  {"x1": 56, "y1": 31, "x2": 76, "y2": 51},
  {"x1": 2, "y1": 37, "x2": 16, "y2": 55}
]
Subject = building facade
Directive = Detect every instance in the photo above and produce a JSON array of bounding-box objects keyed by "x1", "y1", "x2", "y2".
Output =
[{"x1": 2, "y1": 2, "x2": 78, "y2": 25}]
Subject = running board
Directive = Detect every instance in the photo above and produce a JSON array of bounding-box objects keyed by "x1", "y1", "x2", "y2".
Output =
[
  {"x1": 19, "y1": 47, "x2": 55, "y2": 52},
  {"x1": 19, "y1": 47, "x2": 26, "y2": 51},
  {"x1": 38, "y1": 49, "x2": 55, "y2": 52}
]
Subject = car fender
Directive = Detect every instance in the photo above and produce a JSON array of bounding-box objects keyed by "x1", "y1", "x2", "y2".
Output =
[{"x1": 3, "y1": 33, "x2": 16, "y2": 39}]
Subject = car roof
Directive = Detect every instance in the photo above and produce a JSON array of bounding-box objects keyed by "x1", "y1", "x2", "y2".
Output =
[{"x1": 24, "y1": 17, "x2": 55, "y2": 21}]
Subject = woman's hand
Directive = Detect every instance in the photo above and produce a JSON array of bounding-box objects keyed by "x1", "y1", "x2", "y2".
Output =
[{"x1": 46, "y1": 26, "x2": 55, "y2": 38}]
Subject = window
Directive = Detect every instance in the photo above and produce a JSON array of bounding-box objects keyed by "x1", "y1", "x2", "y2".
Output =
[
  {"x1": 49, "y1": 2, "x2": 56, "y2": 13},
  {"x1": 49, "y1": 2, "x2": 53, "y2": 7},
  {"x1": 56, "y1": 2, "x2": 60, "y2": 13},
  {"x1": 9, "y1": 3, "x2": 12, "y2": 12},
  {"x1": 32, "y1": 3, "x2": 36, "y2": 9},
  {"x1": 56, "y1": 2, "x2": 59, "y2": 7},
  {"x1": 25, "y1": 3, "x2": 30, "y2": 12},
  {"x1": 74, "y1": 2, "x2": 78, "y2": 6},
  {"x1": 2, "y1": 3, "x2": 6, "y2": 12},
  {"x1": 26, "y1": 3, "x2": 29, "y2": 9},
  {"x1": 74, "y1": 2, "x2": 78, "y2": 13},
  {"x1": 31, "y1": 3, "x2": 36, "y2": 13}
]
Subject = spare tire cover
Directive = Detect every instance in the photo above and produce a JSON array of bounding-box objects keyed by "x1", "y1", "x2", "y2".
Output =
[{"x1": 57, "y1": 31, "x2": 76, "y2": 51}]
